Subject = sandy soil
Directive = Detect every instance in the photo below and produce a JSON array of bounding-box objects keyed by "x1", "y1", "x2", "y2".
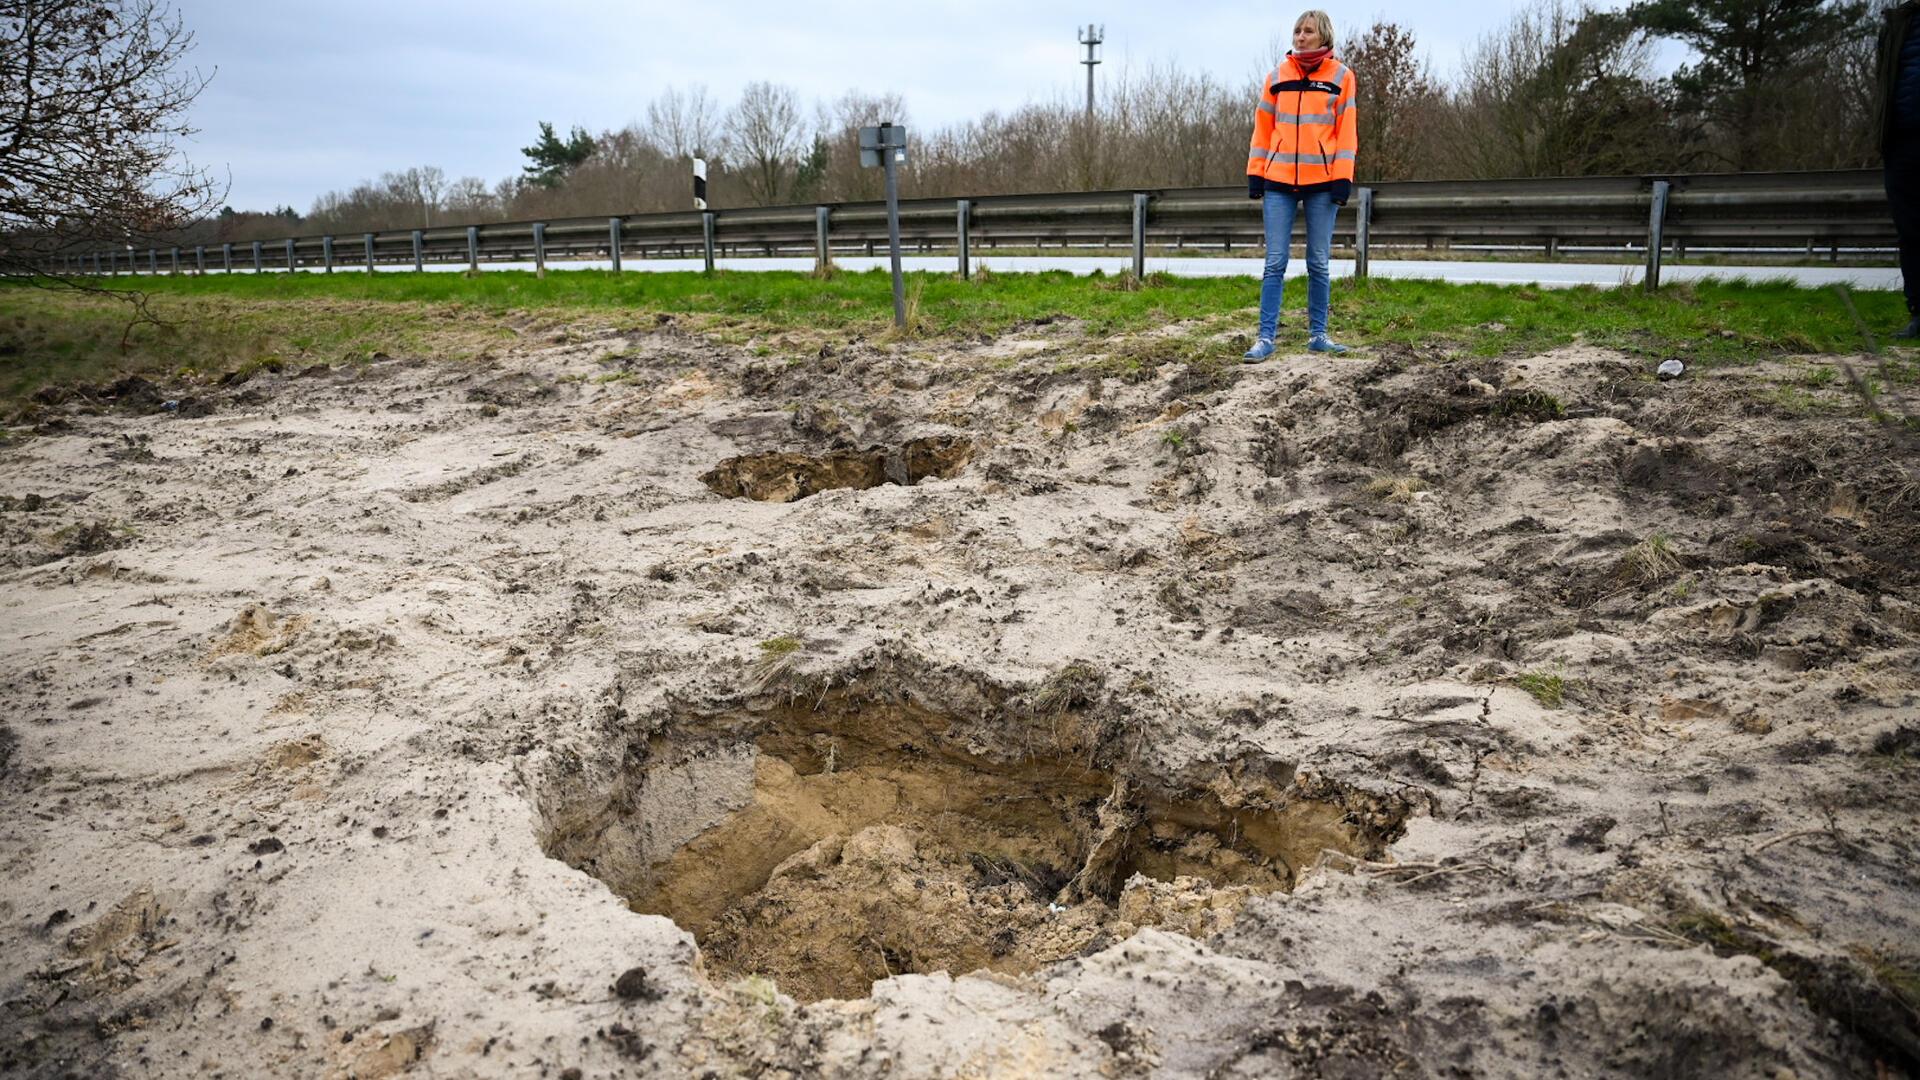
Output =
[{"x1": 1, "y1": 319, "x2": 1917, "y2": 1079}]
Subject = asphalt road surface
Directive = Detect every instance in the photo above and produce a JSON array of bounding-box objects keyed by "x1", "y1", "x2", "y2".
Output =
[{"x1": 129, "y1": 255, "x2": 1903, "y2": 291}]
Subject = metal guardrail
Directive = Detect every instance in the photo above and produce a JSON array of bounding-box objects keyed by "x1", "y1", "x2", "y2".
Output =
[{"x1": 52, "y1": 169, "x2": 1894, "y2": 291}]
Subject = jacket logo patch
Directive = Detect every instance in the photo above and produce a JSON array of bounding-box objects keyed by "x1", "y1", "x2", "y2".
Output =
[{"x1": 1270, "y1": 79, "x2": 1346, "y2": 96}]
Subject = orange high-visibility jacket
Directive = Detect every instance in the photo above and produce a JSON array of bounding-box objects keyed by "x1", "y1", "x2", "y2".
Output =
[{"x1": 1247, "y1": 54, "x2": 1358, "y2": 189}]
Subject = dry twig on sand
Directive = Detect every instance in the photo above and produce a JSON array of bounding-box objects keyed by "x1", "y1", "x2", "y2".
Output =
[
  {"x1": 1312, "y1": 848, "x2": 1503, "y2": 885},
  {"x1": 1752, "y1": 827, "x2": 1846, "y2": 854}
]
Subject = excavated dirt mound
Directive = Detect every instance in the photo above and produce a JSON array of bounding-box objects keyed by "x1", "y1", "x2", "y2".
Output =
[{"x1": 0, "y1": 323, "x2": 1916, "y2": 1078}]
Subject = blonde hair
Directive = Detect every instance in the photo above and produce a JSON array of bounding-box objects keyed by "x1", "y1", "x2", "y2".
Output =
[{"x1": 1294, "y1": 9, "x2": 1335, "y2": 50}]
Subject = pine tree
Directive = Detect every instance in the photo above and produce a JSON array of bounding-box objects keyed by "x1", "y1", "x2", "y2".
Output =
[
  {"x1": 520, "y1": 123, "x2": 599, "y2": 189},
  {"x1": 1629, "y1": 0, "x2": 1871, "y2": 169}
]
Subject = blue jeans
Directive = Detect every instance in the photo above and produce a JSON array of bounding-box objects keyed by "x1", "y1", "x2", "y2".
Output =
[{"x1": 1258, "y1": 189, "x2": 1339, "y2": 338}]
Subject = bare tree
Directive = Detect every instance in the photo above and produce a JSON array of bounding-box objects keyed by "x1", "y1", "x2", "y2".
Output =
[
  {"x1": 1342, "y1": 21, "x2": 1444, "y2": 181},
  {"x1": 0, "y1": 0, "x2": 220, "y2": 278},
  {"x1": 644, "y1": 84, "x2": 721, "y2": 162},
  {"x1": 418, "y1": 165, "x2": 446, "y2": 227},
  {"x1": 724, "y1": 81, "x2": 808, "y2": 206},
  {"x1": 816, "y1": 90, "x2": 908, "y2": 202},
  {"x1": 1450, "y1": 0, "x2": 1683, "y2": 178}
]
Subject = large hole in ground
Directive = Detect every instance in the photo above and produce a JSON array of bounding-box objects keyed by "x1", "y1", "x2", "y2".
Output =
[
  {"x1": 701, "y1": 436, "x2": 974, "y2": 503},
  {"x1": 539, "y1": 697, "x2": 1405, "y2": 1002}
]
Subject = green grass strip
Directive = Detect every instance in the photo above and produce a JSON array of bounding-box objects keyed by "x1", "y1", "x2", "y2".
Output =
[{"x1": 1, "y1": 269, "x2": 1910, "y2": 406}]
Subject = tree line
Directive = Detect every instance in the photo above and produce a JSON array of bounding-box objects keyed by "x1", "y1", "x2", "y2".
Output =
[{"x1": 195, "y1": 0, "x2": 1892, "y2": 245}]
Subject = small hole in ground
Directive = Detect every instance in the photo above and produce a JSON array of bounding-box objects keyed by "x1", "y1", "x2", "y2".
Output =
[
  {"x1": 538, "y1": 694, "x2": 1405, "y2": 1003},
  {"x1": 701, "y1": 436, "x2": 974, "y2": 503}
]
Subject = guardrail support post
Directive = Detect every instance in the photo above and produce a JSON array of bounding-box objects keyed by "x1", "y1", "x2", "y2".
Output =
[
  {"x1": 251, "y1": 241, "x2": 262, "y2": 272},
  {"x1": 91, "y1": 252, "x2": 100, "y2": 275},
  {"x1": 608, "y1": 218, "x2": 623, "y2": 272},
  {"x1": 170, "y1": 246, "x2": 180, "y2": 274},
  {"x1": 411, "y1": 230, "x2": 423, "y2": 272},
  {"x1": 148, "y1": 249, "x2": 157, "y2": 274},
  {"x1": 364, "y1": 233, "x2": 376, "y2": 273},
  {"x1": 195, "y1": 245, "x2": 205, "y2": 274},
  {"x1": 532, "y1": 223, "x2": 547, "y2": 278},
  {"x1": 815, "y1": 206, "x2": 831, "y2": 272},
  {"x1": 285, "y1": 238, "x2": 296, "y2": 272},
  {"x1": 1355, "y1": 187, "x2": 1373, "y2": 281},
  {"x1": 956, "y1": 200, "x2": 971, "y2": 279},
  {"x1": 222, "y1": 243, "x2": 233, "y2": 272},
  {"x1": 1644, "y1": 179, "x2": 1670, "y2": 292},
  {"x1": 1131, "y1": 193, "x2": 1148, "y2": 280},
  {"x1": 322, "y1": 235, "x2": 334, "y2": 273},
  {"x1": 701, "y1": 212, "x2": 716, "y2": 273},
  {"x1": 466, "y1": 226, "x2": 479, "y2": 271}
]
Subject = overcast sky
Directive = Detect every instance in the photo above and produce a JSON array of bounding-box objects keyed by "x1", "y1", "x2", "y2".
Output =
[{"x1": 175, "y1": 1, "x2": 1648, "y2": 214}]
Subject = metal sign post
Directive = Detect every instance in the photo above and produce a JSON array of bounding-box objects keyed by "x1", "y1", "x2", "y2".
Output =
[{"x1": 860, "y1": 123, "x2": 909, "y2": 328}]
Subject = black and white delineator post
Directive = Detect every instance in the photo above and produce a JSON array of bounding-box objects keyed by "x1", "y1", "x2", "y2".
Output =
[
  {"x1": 692, "y1": 158, "x2": 707, "y2": 211},
  {"x1": 860, "y1": 123, "x2": 909, "y2": 327}
]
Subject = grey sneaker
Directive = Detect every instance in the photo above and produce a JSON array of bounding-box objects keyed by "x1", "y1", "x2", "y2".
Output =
[
  {"x1": 1895, "y1": 316, "x2": 1920, "y2": 340},
  {"x1": 1307, "y1": 334, "x2": 1348, "y2": 354},
  {"x1": 1242, "y1": 338, "x2": 1276, "y2": 362}
]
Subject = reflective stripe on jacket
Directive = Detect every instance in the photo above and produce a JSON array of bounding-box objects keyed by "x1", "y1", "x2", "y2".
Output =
[{"x1": 1247, "y1": 54, "x2": 1358, "y2": 188}]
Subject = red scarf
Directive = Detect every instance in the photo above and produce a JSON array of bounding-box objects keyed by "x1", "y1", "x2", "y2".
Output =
[{"x1": 1290, "y1": 47, "x2": 1332, "y2": 72}]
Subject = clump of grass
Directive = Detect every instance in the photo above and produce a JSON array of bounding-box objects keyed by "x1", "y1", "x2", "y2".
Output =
[
  {"x1": 1366, "y1": 474, "x2": 1429, "y2": 503},
  {"x1": 1871, "y1": 725, "x2": 1919, "y2": 764},
  {"x1": 748, "y1": 634, "x2": 803, "y2": 691},
  {"x1": 1761, "y1": 384, "x2": 1826, "y2": 415},
  {"x1": 877, "y1": 279, "x2": 929, "y2": 342},
  {"x1": 1493, "y1": 389, "x2": 1566, "y2": 420},
  {"x1": 757, "y1": 635, "x2": 801, "y2": 657},
  {"x1": 1800, "y1": 364, "x2": 1838, "y2": 388},
  {"x1": 1067, "y1": 324, "x2": 1243, "y2": 393},
  {"x1": 1864, "y1": 951, "x2": 1920, "y2": 1012},
  {"x1": 1671, "y1": 907, "x2": 1775, "y2": 961},
  {"x1": 1512, "y1": 671, "x2": 1567, "y2": 708},
  {"x1": 1618, "y1": 532, "x2": 1683, "y2": 586},
  {"x1": 1033, "y1": 661, "x2": 1102, "y2": 716}
]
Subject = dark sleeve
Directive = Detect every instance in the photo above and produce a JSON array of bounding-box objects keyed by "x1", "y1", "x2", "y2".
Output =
[
  {"x1": 1330, "y1": 179, "x2": 1352, "y2": 205},
  {"x1": 1249, "y1": 175, "x2": 1264, "y2": 199},
  {"x1": 1880, "y1": 12, "x2": 1897, "y2": 146},
  {"x1": 1899, "y1": 17, "x2": 1920, "y2": 127}
]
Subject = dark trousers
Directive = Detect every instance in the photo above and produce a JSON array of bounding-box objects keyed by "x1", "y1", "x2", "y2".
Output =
[{"x1": 1889, "y1": 140, "x2": 1920, "y2": 315}]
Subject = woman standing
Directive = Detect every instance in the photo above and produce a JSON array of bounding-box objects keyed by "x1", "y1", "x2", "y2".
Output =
[{"x1": 1244, "y1": 9, "x2": 1358, "y2": 361}]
